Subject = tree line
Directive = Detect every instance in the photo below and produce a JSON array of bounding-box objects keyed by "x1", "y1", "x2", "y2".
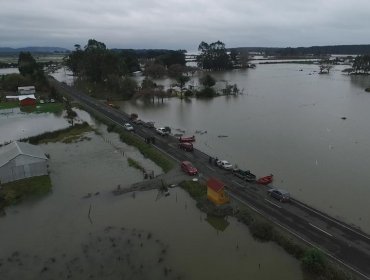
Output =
[
  {"x1": 0, "y1": 51, "x2": 53, "y2": 96},
  {"x1": 352, "y1": 55, "x2": 370, "y2": 74}
]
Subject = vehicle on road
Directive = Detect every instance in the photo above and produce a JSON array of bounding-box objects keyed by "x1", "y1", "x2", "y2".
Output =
[
  {"x1": 163, "y1": 126, "x2": 171, "y2": 134},
  {"x1": 179, "y1": 142, "x2": 193, "y2": 152},
  {"x1": 179, "y1": 135, "x2": 195, "y2": 142},
  {"x1": 257, "y1": 174, "x2": 273, "y2": 185},
  {"x1": 181, "y1": 161, "x2": 198, "y2": 175},
  {"x1": 124, "y1": 123, "x2": 134, "y2": 131},
  {"x1": 132, "y1": 119, "x2": 144, "y2": 125},
  {"x1": 267, "y1": 187, "x2": 290, "y2": 202},
  {"x1": 107, "y1": 103, "x2": 120, "y2": 109},
  {"x1": 156, "y1": 127, "x2": 170, "y2": 136},
  {"x1": 144, "y1": 121, "x2": 155, "y2": 129},
  {"x1": 216, "y1": 160, "x2": 233, "y2": 170},
  {"x1": 232, "y1": 168, "x2": 256, "y2": 181}
]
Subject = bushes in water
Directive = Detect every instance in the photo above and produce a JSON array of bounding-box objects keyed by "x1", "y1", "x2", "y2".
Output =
[
  {"x1": 22, "y1": 122, "x2": 91, "y2": 144},
  {"x1": 301, "y1": 248, "x2": 327, "y2": 275},
  {"x1": 0, "y1": 175, "x2": 52, "y2": 207}
]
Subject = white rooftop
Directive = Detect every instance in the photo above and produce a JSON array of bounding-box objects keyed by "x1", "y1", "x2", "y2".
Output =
[{"x1": 0, "y1": 141, "x2": 47, "y2": 168}]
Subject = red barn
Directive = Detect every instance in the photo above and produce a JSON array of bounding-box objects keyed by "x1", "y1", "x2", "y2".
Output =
[{"x1": 19, "y1": 95, "x2": 36, "y2": 107}]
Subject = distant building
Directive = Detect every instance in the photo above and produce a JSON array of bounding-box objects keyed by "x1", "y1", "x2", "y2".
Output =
[
  {"x1": 206, "y1": 178, "x2": 230, "y2": 205},
  {"x1": 19, "y1": 95, "x2": 36, "y2": 106},
  {"x1": 5, "y1": 94, "x2": 37, "y2": 106},
  {"x1": 0, "y1": 141, "x2": 48, "y2": 184},
  {"x1": 18, "y1": 86, "x2": 35, "y2": 95}
]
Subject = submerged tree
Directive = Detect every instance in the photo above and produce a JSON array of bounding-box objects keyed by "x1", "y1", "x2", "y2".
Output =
[
  {"x1": 319, "y1": 59, "x2": 333, "y2": 74},
  {"x1": 65, "y1": 39, "x2": 138, "y2": 82},
  {"x1": 197, "y1": 41, "x2": 233, "y2": 71},
  {"x1": 197, "y1": 74, "x2": 217, "y2": 97},
  {"x1": 352, "y1": 55, "x2": 370, "y2": 74}
]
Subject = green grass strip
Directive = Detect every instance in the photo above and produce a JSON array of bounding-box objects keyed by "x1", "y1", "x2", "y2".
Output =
[{"x1": 0, "y1": 175, "x2": 52, "y2": 207}]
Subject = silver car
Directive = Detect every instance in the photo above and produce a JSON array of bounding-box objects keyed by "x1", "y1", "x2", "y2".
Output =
[{"x1": 267, "y1": 187, "x2": 290, "y2": 202}]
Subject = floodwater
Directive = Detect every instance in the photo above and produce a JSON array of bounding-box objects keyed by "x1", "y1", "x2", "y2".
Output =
[
  {"x1": 0, "y1": 67, "x2": 19, "y2": 75},
  {"x1": 0, "y1": 108, "x2": 95, "y2": 145},
  {"x1": 117, "y1": 64, "x2": 370, "y2": 234},
  {"x1": 0, "y1": 125, "x2": 302, "y2": 279}
]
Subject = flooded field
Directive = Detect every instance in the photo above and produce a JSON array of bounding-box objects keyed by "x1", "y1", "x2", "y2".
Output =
[
  {"x1": 116, "y1": 64, "x2": 370, "y2": 234},
  {"x1": 0, "y1": 113, "x2": 303, "y2": 279}
]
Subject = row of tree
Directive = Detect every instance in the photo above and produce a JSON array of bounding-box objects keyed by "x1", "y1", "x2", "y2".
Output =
[
  {"x1": 352, "y1": 55, "x2": 370, "y2": 74},
  {"x1": 197, "y1": 41, "x2": 233, "y2": 71},
  {"x1": 65, "y1": 39, "x2": 140, "y2": 83},
  {"x1": 1, "y1": 52, "x2": 50, "y2": 93}
]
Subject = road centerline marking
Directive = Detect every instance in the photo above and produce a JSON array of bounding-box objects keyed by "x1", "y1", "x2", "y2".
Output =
[
  {"x1": 265, "y1": 199, "x2": 282, "y2": 209},
  {"x1": 309, "y1": 223, "x2": 333, "y2": 237}
]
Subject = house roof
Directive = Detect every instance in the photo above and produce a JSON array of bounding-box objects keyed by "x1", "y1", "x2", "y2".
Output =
[
  {"x1": 5, "y1": 94, "x2": 36, "y2": 101},
  {"x1": 207, "y1": 178, "x2": 226, "y2": 192},
  {"x1": 19, "y1": 94, "x2": 36, "y2": 101},
  {"x1": 0, "y1": 141, "x2": 47, "y2": 168},
  {"x1": 18, "y1": 86, "x2": 35, "y2": 91}
]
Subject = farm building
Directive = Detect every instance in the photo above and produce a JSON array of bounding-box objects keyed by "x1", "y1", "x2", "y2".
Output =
[
  {"x1": 5, "y1": 94, "x2": 37, "y2": 106},
  {"x1": 0, "y1": 141, "x2": 48, "y2": 184},
  {"x1": 19, "y1": 95, "x2": 36, "y2": 106},
  {"x1": 206, "y1": 178, "x2": 230, "y2": 205},
  {"x1": 18, "y1": 86, "x2": 36, "y2": 95}
]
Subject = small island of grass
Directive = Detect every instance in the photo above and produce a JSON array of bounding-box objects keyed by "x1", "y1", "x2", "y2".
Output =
[{"x1": 0, "y1": 175, "x2": 52, "y2": 212}]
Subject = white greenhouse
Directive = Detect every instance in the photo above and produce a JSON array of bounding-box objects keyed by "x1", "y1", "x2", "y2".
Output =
[{"x1": 0, "y1": 141, "x2": 48, "y2": 184}]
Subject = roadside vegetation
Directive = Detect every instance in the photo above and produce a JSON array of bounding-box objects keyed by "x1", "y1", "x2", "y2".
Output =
[
  {"x1": 127, "y1": 157, "x2": 146, "y2": 173},
  {"x1": 0, "y1": 175, "x2": 52, "y2": 212},
  {"x1": 80, "y1": 107, "x2": 175, "y2": 173},
  {"x1": 180, "y1": 180, "x2": 356, "y2": 280},
  {"x1": 111, "y1": 124, "x2": 175, "y2": 173}
]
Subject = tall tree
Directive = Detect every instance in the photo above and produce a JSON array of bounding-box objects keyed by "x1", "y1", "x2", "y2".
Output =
[
  {"x1": 18, "y1": 52, "x2": 38, "y2": 76},
  {"x1": 197, "y1": 41, "x2": 233, "y2": 71}
]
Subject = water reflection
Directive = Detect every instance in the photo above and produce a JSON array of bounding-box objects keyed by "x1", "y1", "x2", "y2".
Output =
[{"x1": 349, "y1": 75, "x2": 370, "y2": 90}]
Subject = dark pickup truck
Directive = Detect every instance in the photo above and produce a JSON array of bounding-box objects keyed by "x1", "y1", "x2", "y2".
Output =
[{"x1": 232, "y1": 168, "x2": 256, "y2": 182}]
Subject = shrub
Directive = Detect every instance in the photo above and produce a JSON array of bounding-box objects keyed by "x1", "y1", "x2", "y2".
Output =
[
  {"x1": 107, "y1": 123, "x2": 116, "y2": 132},
  {"x1": 301, "y1": 248, "x2": 327, "y2": 275},
  {"x1": 235, "y1": 209, "x2": 253, "y2": 225},
  {"x1": 249, "y1": 220, "x2": 274, "y2": 241},
  {"x1": 197, "y1": 87, "x2": 216, "y2": 98},
  {"x1": 273, "y1": 231, "x2": 305, "y2": 259}
]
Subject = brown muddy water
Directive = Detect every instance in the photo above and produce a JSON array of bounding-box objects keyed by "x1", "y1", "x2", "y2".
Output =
[{"x1": 0, "y1": 122, "x2": 302, "y2": 279}]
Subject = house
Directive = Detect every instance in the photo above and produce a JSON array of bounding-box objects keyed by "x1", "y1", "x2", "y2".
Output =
[
  {"x1": 206, "y1": 178, "x2": 230, "y2": 205},
  {"x1": 18, "y1": 86, "x2": 35, "y2": 95},
  {"x1": 19, "y1": 95, "x2": 36, "y2": 106},
  {"x1": 5, "y1": 94, "x2": 37, "y2": 106},
  {"x1": 0, "y1": 141, "x2": 48, "y2": 184}
]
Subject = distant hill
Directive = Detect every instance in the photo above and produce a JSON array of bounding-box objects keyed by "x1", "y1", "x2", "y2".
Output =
[
  {"x1": 231, "y1": 44, "x2": 370, "y2": 56},
  {"x1": 0, "y1": 47, "x2": 70, "y2": 54}
]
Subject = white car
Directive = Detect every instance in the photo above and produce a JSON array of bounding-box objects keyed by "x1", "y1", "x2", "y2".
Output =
[
  {"x1": 216, "y1": 160, "x2": 233, "y2": 170},
  {"x1": 124, "y1": 123, "x2": 134, "y2": 131},
  {"x1": 156, "y1": 127, "x2": 169, "y2": 136}
]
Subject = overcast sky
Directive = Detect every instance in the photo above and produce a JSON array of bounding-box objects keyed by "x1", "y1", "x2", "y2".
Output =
[{"x1": 1, "y1": 0, "x2": 370, "y2": 50}]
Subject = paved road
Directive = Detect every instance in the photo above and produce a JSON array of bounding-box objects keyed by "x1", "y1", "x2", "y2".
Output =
[{"x1": 51, "y1": 78, "x2": 370, "y2": 279}]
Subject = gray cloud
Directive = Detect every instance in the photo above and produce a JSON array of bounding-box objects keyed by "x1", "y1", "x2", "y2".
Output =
[{"x1": 1, "y1": 0, "x2": 370, "y2": 50}]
